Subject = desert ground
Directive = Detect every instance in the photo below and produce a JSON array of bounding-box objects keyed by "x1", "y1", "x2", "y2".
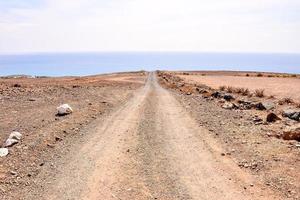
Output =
[
  {"x1": 177, "y1": 72, "x2": 300, "y2": 100},
  {"x1": 0, "y1": 71, "x2": 299, "y2": 200}
]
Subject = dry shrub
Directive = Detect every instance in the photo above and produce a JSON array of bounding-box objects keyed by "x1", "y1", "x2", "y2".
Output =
[
  {"x1": 246, "y1": 73, "x2": 250, "y2": 77},
  {"x1": 257, "y1": 73, "x2": 263, "y2": 77},
  {"x1": 235, "y1": 87, "x2": 243, "y2": 94},
  {"x1": 226, "y1": 86, "x2": 235, "y2": 93},
  {"x1": 247, "y1": 93, "x2": 253, "y2": 97},
  {"x1": 240, "y1": 88, "x2": 250, "y2": 96},
  {"x1": 235, "y1": 87, "x2": 249, "y2": 95},
  {"x1": 219, "y1": 85, "x2": 226, "y2": 91},
  {"x1": 278, "y1": 97, "x2": 294, "y2": 105},
  {"x1": 255, "y1": 89, "x2": 265, "y2": 97},
  {"x1": 268, "y1": 95, "x2": 275, "y2": 99},
  {"x1": 296, "y1": 103, "x2": 300, "y2": 108}
]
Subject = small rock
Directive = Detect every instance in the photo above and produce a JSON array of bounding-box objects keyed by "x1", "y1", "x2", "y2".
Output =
[
  {"x1": 0, "y1": 148, "x2": 9, "y2": 157},
  {"x1": 55, "y1": 136, "x2": 62, "y2": 141},
  {"x1": 13, "y1": 83, "x2": 21, "y2": 88},
  {"x1": 238, "y1": 99, "x2": 254, "y2": 110},
  {"x1": 266, "y1": 113, "x2": 281, "y2": 123},
  {"x1": 10, "y1": 171, "x2": 17, "y2": 176},
  {"x1": 253, "y1": 116, "x2": 263, "y2": 123},
  {"x1": 256, "y1": 102, "x2": 275, "y2": 110},
  {"x1": 4, "y1": 132, "x2": 22, "y2": 147},
  {"x1": 282, "y1": 109, "x2": 300, "y2": 121},
  {"x1": 282, "y1": 125, "x2": 300, "y2": 141},
  {"x1": 211, "y1": 91, "x2": 221, "y2": 98},
  {"x1": 223, "y1": 94, "x2": 234, "y2": 101},
  {"x1": 221, "y1": 153, "x2": 226, "y2": 156},
  {"x1": 4, "y1": 138, "x2": 19, "y2": 147},
  {"x1": 57, "y1": 104, "x2": 73, "y2": 116},
  {"x1": 9, "y1": 131, "x2": 22, "y2": 140},
  {"x1": 222, "y1": 102, "x2": 237, "y2": 110}
]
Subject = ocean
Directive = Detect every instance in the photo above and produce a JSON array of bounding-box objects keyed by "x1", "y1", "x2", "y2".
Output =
[{"x1": 0, "y1": 52, "x2": 299, "y2": 76}]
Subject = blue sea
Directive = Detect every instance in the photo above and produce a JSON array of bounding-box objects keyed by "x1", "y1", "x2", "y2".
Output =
[{"x1": 0, "y1": 52, "x2": 300, "y2": 76}]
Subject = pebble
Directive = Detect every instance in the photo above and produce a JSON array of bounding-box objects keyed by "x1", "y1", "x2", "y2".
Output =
[
  {"x1": 0, "y1": 148, "x2": 9, "y2": 157},
  {"x1": 10, "y1": 171, "x2": 17, "y2": 176}
]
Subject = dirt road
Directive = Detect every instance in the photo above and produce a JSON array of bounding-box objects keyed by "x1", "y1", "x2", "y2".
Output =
[{"x1": 23, "y1": 73, "x2": 281, "y2": 200}]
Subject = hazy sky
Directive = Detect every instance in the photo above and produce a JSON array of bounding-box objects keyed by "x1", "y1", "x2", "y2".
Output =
[{"x1": 0, "y1": 0, "x2": 300, "y2": 54}]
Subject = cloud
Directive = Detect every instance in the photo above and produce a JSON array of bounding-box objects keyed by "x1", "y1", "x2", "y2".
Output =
[{"x1": 0, "y1": 0, "x2": 300, "y2": 53}]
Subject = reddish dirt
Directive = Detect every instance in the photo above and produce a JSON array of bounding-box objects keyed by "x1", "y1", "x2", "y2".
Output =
[
  {"x1": 177, "y1": 74, "x2": 300, "y2": 101},
  {"x1": 158, "y1": 71, "x2": 300, "y2": 200},
  {"x1": 0, "y1": 72, "x2": 146, "y2": 198},
  {"x1": 1, "y1": 71, "x2": 299, "y2": 200}
]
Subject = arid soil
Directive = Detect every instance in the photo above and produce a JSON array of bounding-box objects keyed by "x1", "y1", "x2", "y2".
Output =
[
  {"x1": 1, "y1": 71, "x2": 299, "y2": 200},
  {"x1": 177, "y1": 73, "x2": 300, "y2": 101},
  {"x1": 0, "y1": 72, "x2": 146, "y2": 199},
  {"x1": 158, "y1": 71, "x2": 300, "y2": 200}
]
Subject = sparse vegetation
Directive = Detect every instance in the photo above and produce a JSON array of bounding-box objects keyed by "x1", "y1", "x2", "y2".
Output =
[
  {"x1": 219, "y1": 85, "x2": 226, "y2": 91},
  {"x1": 226, "y1": 86, "x2": 235, "y2": 93},
  {"x1": 278, "y1": 97, "x2": 294, "y2": 105},
  {"x1": 254, "y1": 89, "x2": 265, "y2": 97},
  {"x1": 257, "y1": 73, "x2": 263, "y2": 77},
  {"x1": 235, "y1": 87, "x2": 249, "y2": 96},
  {"x1": 268, "y1": 95, "x2": 275, "y2": 99}
]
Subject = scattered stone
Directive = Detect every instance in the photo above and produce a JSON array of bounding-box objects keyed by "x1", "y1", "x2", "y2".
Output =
[
  {"x1": 55, "y1": 136, "x2": 62, "y2": 141},
  {"x1": 223, "y1": 94, "x2": 234, "y2": 101},
  {"x1": 222, "y1": 102, "x2": 237, "y2": 110},
  {"x1": 253, "y1": 116, "x2": 263, "y2": 123},
  {"x1": 0, "y1": 148, "x2": 9, "y2": 157},
  {"x1": 47, "y1": 143, "x2": 55, "y2": 148},
  {"x1": 57, "y1": 104, "x2": 73, "y2": 116},
  {"x1": 10, "y1": 171, "x2": 17, "y2": 176},
  {"x1": 238, "y1": 99, "x2": 254, "y2": 110},
  {"x1": 256, "y1": 102, "x2": 275, "y2": 110},
  {"x1": 266, "y1": 113, "x2": 281, "y2": 123},
  {"x1": 13, "y1": 83, "x2": 21, "y2": 88},
  {"x1": 211, "y1": 91, "x2": 221, "y2": 98},
  {"x1": 282, "y1": 109, "x2": 300, "y2": 121},
  {"x1": 9, "y1": 131, "x2": 22, "y2": 140},
  {"x1": 196, "y1": 88, "x2": 209, "y2": 94},
  {"x1": 5, "y1": 139, "x2": 19, "y2": 147},
  {"x1": 4, "y1": 132, "x2": 22, "y2": 147},
  {"x1": 282, "y1": 125, "x2": 300, "y2": 141}
]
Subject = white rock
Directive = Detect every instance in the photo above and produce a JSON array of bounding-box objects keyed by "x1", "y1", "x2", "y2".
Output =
[
  {"x1": 57, "y1": 104, "x2": 73, "y2": 116},
  {"x1": 4, "y1": 132, "x2": 22, "y2": 147},
  {"x1": 0, "y1": 148, "x2": 9, "y2": 157},
  {"x1": 222, "y1": 102, "x2": 235, "y2": 109},
  {"x1": 8, "y1": 131, "x2": 22, "y2": 140},
  {"x1": 5, "y1": 138, "x2": 19, "y2": 147}
]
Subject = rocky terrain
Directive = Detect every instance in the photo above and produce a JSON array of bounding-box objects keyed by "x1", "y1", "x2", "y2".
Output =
[
  {"x1": 157, "y1": 71, "x2": 300, "y2": 199},
  {"x1": 0, "y1": 72, "x2": 146, "y2": 198},
  {"x1": 0, "y1": 70, "x2": 299, "y2": 200}
]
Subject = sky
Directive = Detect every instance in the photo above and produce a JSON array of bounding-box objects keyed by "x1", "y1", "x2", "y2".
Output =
[{"x1": 0, "y1": 0, "x2": 300, "y2": 54}]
